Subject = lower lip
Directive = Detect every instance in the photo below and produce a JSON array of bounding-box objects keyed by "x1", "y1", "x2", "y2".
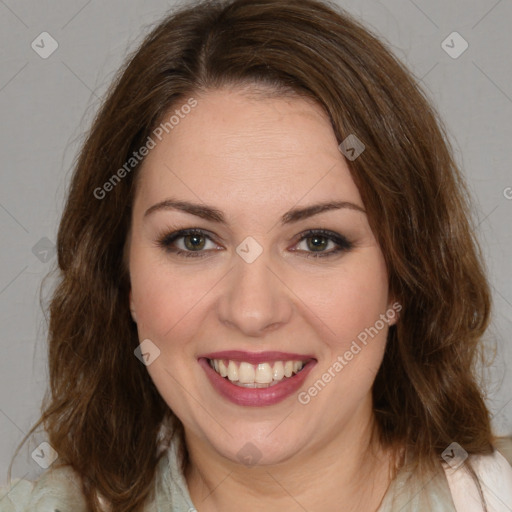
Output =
[{"x1": 199, "y1": 358, "x2": 316, "y2": 407}]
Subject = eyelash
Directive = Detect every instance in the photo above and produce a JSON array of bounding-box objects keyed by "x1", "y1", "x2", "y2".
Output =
[{"x1": 155, "y1": 228, "x2": 353, "y2": 259}]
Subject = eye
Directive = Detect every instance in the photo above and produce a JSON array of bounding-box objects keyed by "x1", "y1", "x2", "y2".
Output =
[
  {"x1": 156, "y1": 228, "x2": 221, "y2": 258},
  {"x1": 155, "y1": 227, "x2": 353, "y2": 259},
  {"x1": 292, "y1": 229, "x2": 353, "y2": 258}
]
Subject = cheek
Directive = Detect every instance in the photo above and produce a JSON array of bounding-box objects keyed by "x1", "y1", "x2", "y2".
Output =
[
  {"x1": 301, "y1": 259, "x2": 391, "y2": 416},
  {"x1": 129, "y1": 252, "x2": 214, "y2": 342},
  {"x1": 292, "y1": 251, "x2": 390, "y2": 347}
]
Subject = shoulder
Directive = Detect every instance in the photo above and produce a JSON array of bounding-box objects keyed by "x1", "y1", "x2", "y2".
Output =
[
  {"x1": 0, "y1": 465, "x2": 88, "y2": 512},
  {"x1": 443, "y1": 437, "x2": 512, "y2": 512},
  {"x1": 494, "y1": 436, "x2": 512, "y2": 465},
  {"x1": 378, "y1": 439, "x2": 512, "y2": 512}
]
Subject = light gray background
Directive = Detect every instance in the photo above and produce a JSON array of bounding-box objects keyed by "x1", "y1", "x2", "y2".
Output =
[{"x1": 0, "y1": 0, "x2": 511, "y2": 485}]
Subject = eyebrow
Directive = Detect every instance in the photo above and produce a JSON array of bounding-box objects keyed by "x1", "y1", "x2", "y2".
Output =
[{"x1": 144, "y1": 198, "x2": 366, "y2": 224}]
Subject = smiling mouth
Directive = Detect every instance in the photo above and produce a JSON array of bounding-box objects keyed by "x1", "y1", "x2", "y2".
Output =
[{"x1": 207, "y1": 358, "x2": 310, "y2": 388}]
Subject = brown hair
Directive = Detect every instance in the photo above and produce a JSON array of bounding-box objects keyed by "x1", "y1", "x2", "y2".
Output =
[{"x1": 11, "y1": 0, "x2": 497, "y2": 510}]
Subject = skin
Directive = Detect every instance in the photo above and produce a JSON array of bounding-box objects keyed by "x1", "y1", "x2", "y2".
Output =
[{"x1": 127, "y1": 86, "x2": 398, "y2": 511}]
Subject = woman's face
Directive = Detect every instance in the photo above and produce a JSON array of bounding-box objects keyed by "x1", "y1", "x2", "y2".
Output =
[{"x1": 127, "y1": 87, "x2": 397, "y2": 465}]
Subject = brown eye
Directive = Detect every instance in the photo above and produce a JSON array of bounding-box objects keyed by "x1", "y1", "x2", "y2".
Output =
[
  {"x1": 294, "y1": 229, "x2": 353, "y2": 258},
  {"x1": 156, "y1": 228, "x2": 220, "y2": 258},
  {"x1": 306, "y1": 235, "x2": 329, "y2": 252},
  {"x1": 183, "y1": 233, "x2": 206, "y2": 251}
]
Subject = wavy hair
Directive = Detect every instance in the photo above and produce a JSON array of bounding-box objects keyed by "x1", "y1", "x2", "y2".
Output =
[{"x1": 11, "y1": 0, "x2": 497, "y2": 510}]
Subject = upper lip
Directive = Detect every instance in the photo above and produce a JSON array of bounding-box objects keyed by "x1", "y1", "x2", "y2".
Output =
[{"x1": 200, "y1": 351, "x2": 316, "y2": 365}]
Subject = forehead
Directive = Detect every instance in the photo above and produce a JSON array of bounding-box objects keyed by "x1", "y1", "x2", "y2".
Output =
[{"x1": 134, "y1": 87, "x2": 363, "y2": 215}]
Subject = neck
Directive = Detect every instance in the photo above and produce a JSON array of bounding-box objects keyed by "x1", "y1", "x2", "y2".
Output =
[{"x1": 184, "y1": 408, "x2": 395, "y2": 512}]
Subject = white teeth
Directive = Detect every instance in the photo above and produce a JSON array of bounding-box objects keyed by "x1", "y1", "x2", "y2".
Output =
[
  {"x1": 227, "y1": 361, "x2": 238, "y2": 381},
  {"x1": 209, "y1": 358, "x2": 306, "y2": 386},
  {"x1": 218, "y1": 360, "x2": 228, "y2": 377},
  {"x1": 273, "y1": 361, "x2": 285, "y2": 380},
  {"x1": 255, "y1": 363, "x2": 273, "y2": 384},
  {"x1": 238, "y1": 362, "x2": 256, "y2": 384}
]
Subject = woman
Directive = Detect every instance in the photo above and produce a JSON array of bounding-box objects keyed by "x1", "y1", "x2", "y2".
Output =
[{"x1": 1, "y1": 0, "x2": 511, "y2": 510}]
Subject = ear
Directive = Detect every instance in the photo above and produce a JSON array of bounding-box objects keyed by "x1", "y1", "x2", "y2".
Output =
[
  {"x1": 386, "y1": 299, "x2": 402, "y2": 327},
  {"x1": 129, "y1": 290, "x2": 137, "y2": 323}
]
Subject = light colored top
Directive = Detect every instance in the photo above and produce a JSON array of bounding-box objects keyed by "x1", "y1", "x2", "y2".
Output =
[{"x1": 1, "y1": 436, "x2": 511, "y2": 511}]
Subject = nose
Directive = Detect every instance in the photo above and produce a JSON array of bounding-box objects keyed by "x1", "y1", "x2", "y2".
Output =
[{"x1": 217, "y1": 249, "x2": 293, "y2": 337}]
